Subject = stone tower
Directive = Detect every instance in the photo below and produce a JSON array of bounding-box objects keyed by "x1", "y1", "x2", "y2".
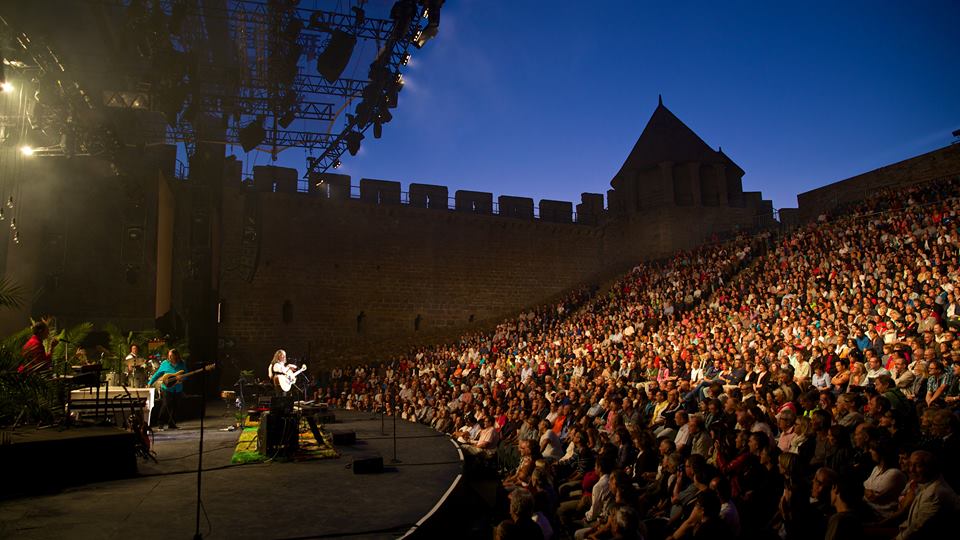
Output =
[{"x1": 604, "y1": 97, "x2": 772, "y2": 262}]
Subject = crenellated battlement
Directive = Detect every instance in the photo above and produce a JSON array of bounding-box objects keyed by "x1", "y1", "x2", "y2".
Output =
[{"x1": 244, "y1": 164, "x2": 607, "y2": 225}]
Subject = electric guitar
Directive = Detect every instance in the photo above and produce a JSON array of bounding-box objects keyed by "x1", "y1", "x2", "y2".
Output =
[
  {"x1": 153, "y1": 364, "x2": 216, "y2": 391},
  {"x1": 278, "y1": 364, "x2": 307, "y2": 392}
]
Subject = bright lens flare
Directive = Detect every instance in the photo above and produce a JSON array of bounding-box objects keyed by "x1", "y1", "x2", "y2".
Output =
[
  {"x1": 20, "y1": 145, "x2": 34, "y2": 157},
  {"x1": 0, "y1": 82, "x2": 13, "y2": 93}
]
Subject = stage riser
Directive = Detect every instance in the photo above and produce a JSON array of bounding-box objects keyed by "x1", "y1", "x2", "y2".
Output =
[{"x1": 1, "y1": 429, "x2": 137, "y2": 497}]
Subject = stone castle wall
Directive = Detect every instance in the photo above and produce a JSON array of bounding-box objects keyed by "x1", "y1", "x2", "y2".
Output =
[
  {"x1": 797, "y1": 144, "x2": 960, "y2": 222},
  {"x1": 216, "y1": 169, "x2": 611, "y2": 371}
]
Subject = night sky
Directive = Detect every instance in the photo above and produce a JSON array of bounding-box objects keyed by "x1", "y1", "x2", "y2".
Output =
[{"x1": 258, "y1": 0, "x2": 959, "y2": 212}]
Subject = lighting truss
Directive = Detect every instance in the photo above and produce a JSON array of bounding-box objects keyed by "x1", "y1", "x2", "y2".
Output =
[{"x1": 106, "y1": 0, "x2": 427, "y2": 177}]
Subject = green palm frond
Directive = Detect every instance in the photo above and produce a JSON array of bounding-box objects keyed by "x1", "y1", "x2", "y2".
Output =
[
  {"x1": 50, "y1": 322, "x2": 94, "y2": 372},
  {"x1": 0, "y1": 277, "x2": 23, "y2": 310},
  {"x1": 0, "y1": 338, "x2": 56, "y2": 425},
  {"x1": 0, "y1": 371, "x2": 55, "y2": 425}
]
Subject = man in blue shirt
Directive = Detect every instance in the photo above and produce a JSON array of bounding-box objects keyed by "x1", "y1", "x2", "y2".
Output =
[{"x1": 147, "y1": 349, "x2": 186, "y2": 429}]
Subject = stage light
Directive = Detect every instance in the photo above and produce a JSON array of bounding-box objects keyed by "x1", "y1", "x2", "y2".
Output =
[
  {"x1": 402, "y1": 53, "x2": 410, "y2": 66},
  {"x1": 279, "y1": 108, "x2": 296, "y2": 128},
  {"x1": 238, "y1": 120, "x2": 265, "y2": 152},
  {"x1": 1, "y1": 82, "x2": 13, "y2": 93},
  {"x1": 352, "y1": 6, "x2": 365, "y2": 26},
  {"x1": 333, "y1": 159, "x2": 342, "y2": 169},
  {"x1": 373, "y1": 122, "x2": 382, "y2": 139},
  {"x1": 346, "y1": 130, "x2": 363, "y2": 156},
  {"x1": 20, "y1": 145, "x2": 34, "y2": 157},
  {"x1": 413, "y1": 0, "x2": 443, "y2": 49}
]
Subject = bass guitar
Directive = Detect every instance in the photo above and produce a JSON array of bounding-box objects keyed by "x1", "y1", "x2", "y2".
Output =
[
  {"x1": 278, "y1": 364, "x2": 307, "y2": 392},
  {"x1": 154, "y1": 364, "x2": 216, "y2": 391}
]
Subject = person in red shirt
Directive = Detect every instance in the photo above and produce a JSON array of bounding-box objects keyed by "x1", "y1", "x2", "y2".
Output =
[{"x1": 20, "y1": 320, "x2": 57, "y2": 374}]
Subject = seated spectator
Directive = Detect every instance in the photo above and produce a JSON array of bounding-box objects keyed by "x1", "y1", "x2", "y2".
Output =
[
  {"x1": 863, "y1": 437, "x2": 908, "y2": 519},
  {"x1": 496, "y1": 488, "x2": 545, "y2": 540},
  {"x1": 825, "y1": 473, "x2": 864, "y2": 540},
  {"x1": 539, "y1": 419, "x2": 564, "y2": 460},
  {"x1": 896, "y1": 450, "x2": 960, "y2": 540}
]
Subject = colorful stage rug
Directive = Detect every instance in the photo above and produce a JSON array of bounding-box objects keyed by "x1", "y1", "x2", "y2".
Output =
[{"x1": 230, "y1": 417, "x2": 340, "y2": 464}]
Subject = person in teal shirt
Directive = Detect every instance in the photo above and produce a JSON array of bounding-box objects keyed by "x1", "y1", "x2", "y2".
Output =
[{"x1": 147, "y1": 349, "x2": 186, "y2": 429}]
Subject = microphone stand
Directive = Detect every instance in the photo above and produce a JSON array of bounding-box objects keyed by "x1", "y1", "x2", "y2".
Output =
[
  {"x1": 194, "y1": 362, "x2": 208, "y2": 540},
  {"x1": 390, "y1": 392, "x2": 401, "y2": 464}
]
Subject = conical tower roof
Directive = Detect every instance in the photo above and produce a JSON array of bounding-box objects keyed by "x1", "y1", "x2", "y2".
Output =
[{"x1": 612, "y1": 98, "x2": 735, "y2": 187}]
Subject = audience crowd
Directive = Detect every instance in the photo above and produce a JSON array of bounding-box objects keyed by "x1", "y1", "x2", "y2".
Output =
[{"x1": 319, "y1": 177, "x2": 960, "y2": 540}]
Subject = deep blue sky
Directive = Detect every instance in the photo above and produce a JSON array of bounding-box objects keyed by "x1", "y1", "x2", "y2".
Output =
[{"x1": 255, "y1": 0, "x2": 959, "y2": 211}]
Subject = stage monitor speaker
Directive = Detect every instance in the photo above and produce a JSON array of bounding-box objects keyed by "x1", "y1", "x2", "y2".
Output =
[
  {"x1": 258, "y1": 411, "x2": 298, "y2": 458},
  {"x1": 352, "y1": 455, "x2": 383, "y2": 474},
  {"x1": 331, "y1": 430, "x2": 356, "y2": 445}
]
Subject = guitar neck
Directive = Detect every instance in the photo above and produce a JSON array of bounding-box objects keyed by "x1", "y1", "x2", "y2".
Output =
[{"x1": 169, "y1": 364, "x2": 213, "y2": 381}]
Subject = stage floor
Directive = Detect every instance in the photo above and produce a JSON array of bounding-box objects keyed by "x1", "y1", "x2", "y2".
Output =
[{"x1": 0, "y1": 408, "x2": 463, "y2": 539}]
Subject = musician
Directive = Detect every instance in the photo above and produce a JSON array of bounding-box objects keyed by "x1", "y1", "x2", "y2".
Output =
[
  {"x1": 268, "y1": 349, "x2": 298, "y2": 394},
  {"x1": 147, "y1": 349, "x2": 186, "y2": 430},
  {"x1": 124, "y1": 344, "x2": 144, "y2": 386},
  {"x1": 19, "y1": 320, "x2": 57, "y2": 374}
]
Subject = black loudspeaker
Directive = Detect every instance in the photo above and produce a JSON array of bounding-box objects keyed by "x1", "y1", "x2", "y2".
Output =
[
  {"x1": 314, "y1": 411, "x2": 336, "y2": 424},
  {"x1": 352, "y1": 455, "x2": 383, "y2": 474},
  {"x1": 316, "y1": 31, "x2": 356, "y2": 83},
  {"x1": 258, "y1": 411, "x2": 298, "y2": 458},
  {"x1": 331, "y1": 430, "x2": 356, "y2": 445},
  {"x1": 270, "y1": 396, "x2": 294, "y2": 415}
]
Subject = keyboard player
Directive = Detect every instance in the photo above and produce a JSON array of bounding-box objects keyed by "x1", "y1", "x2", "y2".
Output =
[{"x1": 19, "y1": 320, "x2": 58, "y2": 374}]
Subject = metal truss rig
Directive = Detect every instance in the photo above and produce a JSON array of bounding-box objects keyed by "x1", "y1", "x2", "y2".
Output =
[{"x1": 116, "y1": 0, "x2": 426, "y2": 175}]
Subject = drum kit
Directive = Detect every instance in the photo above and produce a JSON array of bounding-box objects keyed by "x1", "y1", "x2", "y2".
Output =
[{"x1": 109, "y1": 354, "x2": 158, "y2": 388}]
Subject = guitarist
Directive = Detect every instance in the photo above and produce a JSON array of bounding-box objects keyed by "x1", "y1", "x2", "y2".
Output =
[
  {"x1": 268, "y1": 349, "x2": 298, "y2": 395},
  {"x1": 147, "y1": 349, "x2": 186, "y2": 430}
]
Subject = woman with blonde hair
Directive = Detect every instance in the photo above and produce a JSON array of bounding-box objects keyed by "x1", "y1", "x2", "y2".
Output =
[
  {"x1": 268, "y1": 349, "x2": 299, "y2": 393},
  {"x1": 846, "y1": 362, "x2": 869, "y2": 392},
  {"x1": 905, "y1": 360, "x2": 928, "y2": 400}
]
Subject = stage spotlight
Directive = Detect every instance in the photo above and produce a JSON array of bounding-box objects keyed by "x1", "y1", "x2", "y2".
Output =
[
  {"x1": 953, "y1": 128, "x2": 960, "y2": 138},
  {"x1": 386, "y1": 81, "x2": 400, "y2": 108},
  {"x1": 346, "y1": 130, "x2": 363, "y2": 156},
  {"x1": 352, "y1": 6, "x2": 365, "y2": 26},
  {"x1": 279, "y1": 108, "x2": 296, "y2": 128},
  {"x1": 238, "y1": 120, "x2": 265, "y2": 152},
  {"x1": 20, "y1": 145, "x2": 34, "y2": 157},
  {"x1": 373, "y1": 122, "x2": 382, "y2": 139},
  {"x1": 413, "y1": 0, "x2": 443, "y2": 49},
  {"x1": 316, "y1": 30, "x2": 357, "y2": 83},
  {"x1": 1, "y1": 82, "x2": 12, "y2": 93},
  {"x1": 333, "y1": 159, "x2": 342, "y2": 169}
]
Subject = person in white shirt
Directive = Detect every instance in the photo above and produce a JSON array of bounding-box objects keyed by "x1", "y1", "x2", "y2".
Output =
[
  {"x1": 674, "y1": 411, "x2": 692, "y2": 450},
  {"x1": 539, "y1": 419, "x2": 564, "y2": 460}
]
